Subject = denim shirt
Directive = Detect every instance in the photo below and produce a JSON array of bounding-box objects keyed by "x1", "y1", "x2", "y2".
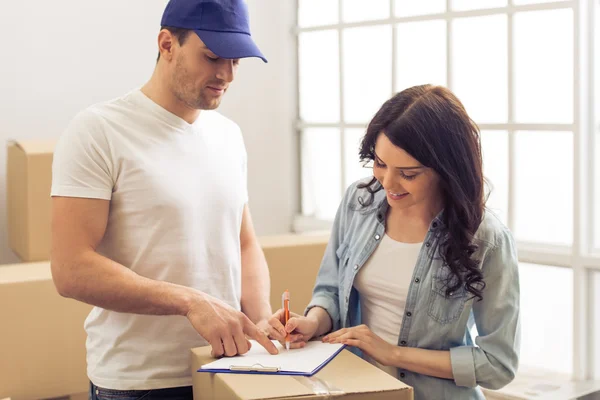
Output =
[{"x1": 306, "y1": 181, "x2": 521, "y2": 400}]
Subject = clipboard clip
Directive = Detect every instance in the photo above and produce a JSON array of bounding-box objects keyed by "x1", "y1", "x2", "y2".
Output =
[{"x1": 229, "y1": 363, "x2": 281, "y2": 372}]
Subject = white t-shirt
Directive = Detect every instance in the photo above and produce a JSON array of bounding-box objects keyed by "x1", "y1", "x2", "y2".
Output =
[
  {"x1": 51, "y1": 89, "x2": 248, "y2": 390},
  {"x1": 353, "y1": 234, "x2": 422, "y2": 377}
]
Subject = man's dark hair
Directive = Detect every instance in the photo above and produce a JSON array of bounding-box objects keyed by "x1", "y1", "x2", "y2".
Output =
[{"x1": 157, "y1": 26, "x2": 193, "y2": 62}]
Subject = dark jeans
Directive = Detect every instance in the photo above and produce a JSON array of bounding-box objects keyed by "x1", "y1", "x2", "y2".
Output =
[{"x1": 89, "y1": 382, "x2": 193, "y2": 400}]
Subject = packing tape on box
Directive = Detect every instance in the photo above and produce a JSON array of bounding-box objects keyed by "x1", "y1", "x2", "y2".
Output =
[{"x1": 293, "y1": 375, "x2": 345, "y2": 398}]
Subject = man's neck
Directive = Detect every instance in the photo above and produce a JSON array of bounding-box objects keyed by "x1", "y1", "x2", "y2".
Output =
[{"x1": 141, "y1": 72, "x2": 201, "y2": 125}]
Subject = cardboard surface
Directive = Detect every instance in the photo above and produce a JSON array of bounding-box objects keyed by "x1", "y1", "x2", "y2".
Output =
[
  {"x1": 66, "y1": 393, "x2": 89, "y2": 400},
  {"x1": 0, "y1": 262, "x2": 93, "y2": 400},
  {"x1": 6, "y1": 139, "x2": 57, "y2": 261},
  {"x1": 260, "y1": 234, "x2": 329, "y2": 314},
  {"x1": 191, "y1": 346, "x2": 413, "y2": 400}
]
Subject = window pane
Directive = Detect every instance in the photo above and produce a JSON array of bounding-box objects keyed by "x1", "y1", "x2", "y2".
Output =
[
  {"x1": 514, "y1": 131, "x2": 573, "y2": 245},
  {"x1": 299, "y1": 30, "x2": 340, "y2": 123},
  {"x1": 451, "y1": 0, "x2": 507, "y2": 11},
  {"x1": 481, "y1": 131, "x2": 508, "y2": 225},
  {"x1": 595, "y1": 5, "x2": 600, "y2": 251},
  {"x1": 595, "y1": 131, "x2": 600, "y2": 250},
  {"x1": 301, "y1": 129, "x2": 342, "y2": 220},
  {"x1": 344, "y1": 128, "x2": 372, "y2": 189},
  {"x1": 343, "y1": 25, "x2": 392, "y2": 124},
  {"x1": 394, "y1": 0, "x2": 445, "y2": 17},
  {"x1": 396, "y1": 20, "x2": 446, "y2": 91},
  {"x1": 519, "y1": 263, "x2": 573, "y2": 375},
  {"x1": 593, "y1": 271, "x2": 600, "y2": 380},
  {"x1": 298, "y1": 0, "x2": 338, "y2": 27},
  {"x1": 514, "y1": 9, "x2": 573, "y2": 124},
  {"x1": 452, "y1": 15, "x2": 508, "y2": 123},
  {"x1": 343, "y1": 0, "x2": 389, "y2": 23}
]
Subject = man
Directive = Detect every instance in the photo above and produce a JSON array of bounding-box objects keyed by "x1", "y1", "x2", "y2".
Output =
[{"x1": 50, "y1": 0, "x2": 279, "y2": 398}]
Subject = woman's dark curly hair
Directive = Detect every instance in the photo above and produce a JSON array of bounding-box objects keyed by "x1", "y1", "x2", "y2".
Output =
[{"x1": 358, "y1": 84, "x2": 486, "y2": 301}]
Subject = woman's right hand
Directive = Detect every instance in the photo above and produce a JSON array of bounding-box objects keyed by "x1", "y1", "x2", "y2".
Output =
[{"x1": 266, "y1": 308, "x2": 320, "y2": 349}]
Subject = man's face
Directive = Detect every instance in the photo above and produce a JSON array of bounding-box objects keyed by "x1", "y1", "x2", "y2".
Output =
[{"x1": 168, "y1": 32, "x2": 239, "y2": 110}]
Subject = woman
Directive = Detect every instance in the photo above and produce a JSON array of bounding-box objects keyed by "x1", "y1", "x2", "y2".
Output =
[{"x1": 267, "y1": 85, "x2": 520, "y2": 399}]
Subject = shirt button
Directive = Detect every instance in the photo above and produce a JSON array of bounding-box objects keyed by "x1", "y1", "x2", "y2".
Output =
[
  {"x1": 432, "y1": 222, "x2": 438, "y2": 228},
  {"x1": 353, "y1": 265, "x2": 359, "y2": 271},
  {"x1": 374, "y1": 234, "x2": 380, "y2": 240},
  {"x1": 400, "y1": 341, "x2": 406, "y2": 346},
  {"x1": 414, "y1": 278, "x2": 420, "y2": 283},
  {"x1": 400, "y1": 373, "x2": 406, "y2": 378},
  {"x1": 406, "y1": 311, "x2": 412, "y2": 317},
  {"x1": 425, "y1": 242, "x2": 431, "y2": 247},
  {"x1": 449, "y1": 292, "x2": 454, "y2": 296}
]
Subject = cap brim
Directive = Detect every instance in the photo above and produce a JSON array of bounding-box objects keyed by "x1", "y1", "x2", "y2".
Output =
[{"x1": 194, "y1": 30, "x2": 267, "y2": 63}]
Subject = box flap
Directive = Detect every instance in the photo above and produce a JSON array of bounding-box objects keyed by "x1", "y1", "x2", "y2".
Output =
[{"x1": 8, "y1": 138, "x2": 58, "y2": 154}]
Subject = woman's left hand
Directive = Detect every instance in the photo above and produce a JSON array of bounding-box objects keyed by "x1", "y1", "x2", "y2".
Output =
[{"x1": 323, "y1": 324, "x2": 399, "y2": 367}]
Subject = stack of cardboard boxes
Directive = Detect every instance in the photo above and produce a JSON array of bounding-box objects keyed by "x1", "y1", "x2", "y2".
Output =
[{"x1": 1, "y1": 140, "x2": 413, "y2": 400}]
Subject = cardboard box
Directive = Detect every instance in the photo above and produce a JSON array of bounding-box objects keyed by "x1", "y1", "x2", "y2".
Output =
[
  {"x1": 6, "y1": 139, "x2": 57, "y2": 262},
  {"x1": 260, "y1": 234, "x2": 329, "y2": 314},
  {"x1": 191, "y1": 346, "x2": 413, "y2": 400},
  {"x1": 66, "y1": 393, "x2": 89, "y2": 400},
  {"x1": 0, "y1": 262, "x2": 93, "y2": 400}
]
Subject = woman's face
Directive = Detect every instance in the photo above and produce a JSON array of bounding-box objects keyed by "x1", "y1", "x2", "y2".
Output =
[{"x1": 372, "y1": 132, "x2": 443, "y2": 213}]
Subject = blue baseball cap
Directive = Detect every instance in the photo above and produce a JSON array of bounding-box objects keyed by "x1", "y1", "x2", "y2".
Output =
[{"x1": 160, "y1": 0, "x2": 267, "y2": 63}]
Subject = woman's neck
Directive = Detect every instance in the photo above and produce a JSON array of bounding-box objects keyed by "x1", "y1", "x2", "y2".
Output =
[{"x1": 385, "y1": 201, "x2": 443, "y2": 243}]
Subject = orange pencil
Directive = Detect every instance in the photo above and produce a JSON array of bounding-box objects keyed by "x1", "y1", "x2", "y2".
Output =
[{"x1": 282, "y1": 289, "x2": 290, "y2": 351}]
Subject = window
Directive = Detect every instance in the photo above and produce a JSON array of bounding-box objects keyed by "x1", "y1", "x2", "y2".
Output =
[
  {"x1": 296, "y1": 0, "x2": 600, "y2": 381},
  {"x1": 519, "y1": 262, "x2": 573, "y2": 375},
  {"x1": 593, "y1": 272, "x2": 600, "y2": 380},
  {"x1": 595, "y1": 1, "x2": 600, "y2": 253}
]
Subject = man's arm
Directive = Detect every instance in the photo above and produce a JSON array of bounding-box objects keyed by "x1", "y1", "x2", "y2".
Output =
[
  {"x1": 51, "y1": 196, "x2": 195, "y2": 314},
  {"x1": 239, "y1": 205, "x2": 272, "y2": 324},
  {"x1": 51, "y1": 196, "x2": 277, "y2": 356}
]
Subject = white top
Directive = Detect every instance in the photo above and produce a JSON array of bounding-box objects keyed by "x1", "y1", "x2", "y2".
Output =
[
  {"x1": 353, "y1": 234, "x2": 422, "y2": 377},
  {"x1": 51, "y1": 89, "x2": 248, "y2": 390}
]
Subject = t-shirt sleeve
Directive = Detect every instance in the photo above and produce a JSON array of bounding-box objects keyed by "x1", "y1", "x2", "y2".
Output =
[{"x1": 51, "y1": 109, "x2": 114, "y2": 200}]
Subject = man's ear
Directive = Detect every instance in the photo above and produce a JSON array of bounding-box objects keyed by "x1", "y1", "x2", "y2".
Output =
[{"x1": 157, "y1": 30, "x2": 176, "y2": 62}]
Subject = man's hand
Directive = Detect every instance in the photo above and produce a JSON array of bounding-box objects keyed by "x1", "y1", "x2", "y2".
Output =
[{"x1": 187, "y1": 293, "x2": 279, "y2": 358}]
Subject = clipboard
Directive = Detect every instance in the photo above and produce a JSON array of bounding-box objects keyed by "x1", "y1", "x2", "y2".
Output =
[{"x1": 198, "y1": 340, "x2": 346, "y2": 376}]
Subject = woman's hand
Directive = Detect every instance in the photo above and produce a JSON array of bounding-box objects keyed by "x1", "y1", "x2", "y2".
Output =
[
  {"x1": 323, "y1": 324, "x2": 399, "y2": 367},
  {"x1": 265, "y1": 308, "x2": 320, "y2": 349}
]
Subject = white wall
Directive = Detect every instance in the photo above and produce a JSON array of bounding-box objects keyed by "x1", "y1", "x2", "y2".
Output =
[{"x1": 0, "y1": 0, "x2": 298, "y2": 264}]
